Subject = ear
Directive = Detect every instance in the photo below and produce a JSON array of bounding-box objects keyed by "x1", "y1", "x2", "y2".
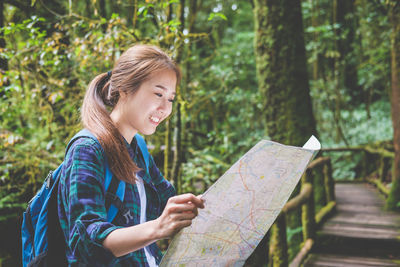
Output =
[
  {"x1": 117, "y1": 91, "x2": 131, "y2": 106},
  {"x1": 119, "y1": 90, "x2": 128, "y2": 98}
]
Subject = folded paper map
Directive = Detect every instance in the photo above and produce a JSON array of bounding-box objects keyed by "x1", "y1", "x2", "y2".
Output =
[{"x1": 160, "y1": 135, "x2": 321, "y2": 267}]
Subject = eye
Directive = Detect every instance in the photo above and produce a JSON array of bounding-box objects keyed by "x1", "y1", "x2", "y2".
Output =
[{"x1": 155, "y1": 92, "x2": 175, "y2": 103}]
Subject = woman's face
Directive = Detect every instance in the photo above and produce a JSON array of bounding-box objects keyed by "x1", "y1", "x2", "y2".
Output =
[{"x1": 118, "y1": 68, "x2": 177, "y2": 136}]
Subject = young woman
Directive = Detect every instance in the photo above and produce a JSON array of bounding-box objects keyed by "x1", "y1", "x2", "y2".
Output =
[{"x1": 57, "y1": 44, "x2": 205, "y2": 266}]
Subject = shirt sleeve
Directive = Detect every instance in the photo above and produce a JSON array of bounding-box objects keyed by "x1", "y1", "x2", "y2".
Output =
[
  {"x1": 147, "y1": 153, "x2": 176, "y2": 214},
  {"x1": 63, "y1": 138, "x2": 126, "y2": 266}
]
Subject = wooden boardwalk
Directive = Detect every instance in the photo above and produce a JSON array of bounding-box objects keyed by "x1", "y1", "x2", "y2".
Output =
[{"x1": 303, "y1": 182, "x2": 400, "y2": 267}]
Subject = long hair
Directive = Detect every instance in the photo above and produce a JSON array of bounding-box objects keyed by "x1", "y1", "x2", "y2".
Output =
[{"x1": 81, "y1": 44, "x2": 181, "y2": 184}]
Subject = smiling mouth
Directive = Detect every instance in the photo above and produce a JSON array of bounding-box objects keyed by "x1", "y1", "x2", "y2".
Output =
[{"x1": 149, "y1": 115, "x2": 161, "y2": 124}]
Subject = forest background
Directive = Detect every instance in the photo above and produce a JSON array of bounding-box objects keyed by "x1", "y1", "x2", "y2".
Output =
[{"x1": 0, "y1": 0, "x2": 399, "y2": 266}]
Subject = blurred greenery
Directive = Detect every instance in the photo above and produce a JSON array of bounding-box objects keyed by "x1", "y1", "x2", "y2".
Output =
[{"x1": 0, "y1": 0, "x2": 398, "y2": 266}]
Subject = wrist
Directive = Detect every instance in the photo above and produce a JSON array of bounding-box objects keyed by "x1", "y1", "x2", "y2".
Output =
[{"x1": 148, "y1": 218, "x2": 163, "y2": 241}]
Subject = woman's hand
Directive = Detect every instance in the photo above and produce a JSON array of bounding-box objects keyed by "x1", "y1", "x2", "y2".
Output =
[
  {"x1": 103, "y1": 193, "x2": 205, "y2": 257},
  {"x1": 154, "y1": 193, "x2": 205, "y2": 239}
]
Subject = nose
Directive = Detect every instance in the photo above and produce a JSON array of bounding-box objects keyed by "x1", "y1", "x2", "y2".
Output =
[{"x1": 158, "y1": 97, "x2": 171, "y2": 116}]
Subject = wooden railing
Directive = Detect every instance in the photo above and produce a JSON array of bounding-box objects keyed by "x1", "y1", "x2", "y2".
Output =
[
  {"x1": 321, "y1": 146, "x2": 394, "y2": 197},
  {"x1": 251, "y1": 144, "x2": 395, "y2": 267},
  {"x1": 268, "y1": 156, "x2": 336, "y2": 267}
]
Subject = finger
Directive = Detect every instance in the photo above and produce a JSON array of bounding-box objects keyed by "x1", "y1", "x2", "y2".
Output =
[
  {"x1": 176, "y1": 204, "x2": 198, "y2": 216},
  {"x1": 167, "y1": 202, "x2": 197, "y2": 214},
  {"x1": 172, "y1": 193, "x2": 205, "y2": 208},
  {"x1": 170, "y1": 212, "x2": 197, "y2": 221},
  {"x1": 175, "y1": 219, "x2": 193, "y2": 229},
  {"x1": 180, "y1": 208, "x2": 199, "y2": 216},
  {"x1": 197, "y1": 194, "x2": 206, "y2": 206},
  {"x1": 182, "y1": 207, "x2": 198, "y2": 216}
]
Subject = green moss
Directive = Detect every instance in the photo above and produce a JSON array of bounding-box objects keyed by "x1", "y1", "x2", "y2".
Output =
[
  {"x1": 313, "y1": 166, "x2": 327, "y2": 212},
  {"x1": 286, "y1": 183, "x2": 303, "y2": 262},
  {"x1": 269, "y1": 214, "x2": 289, "y2": 267},
  {"x1": 254, "y1": 0, "x2": 317, "y2": 146},
  {"x1": 386, "y1": 171, "x2": 400, "y2": 211},
  {"x1": 315, "y1": 201, "x2": 336, "y2": 226},
  {"x1": 301, "y1": 195, "x2": 316, "y2": 240},
  {"x1": 366, "y1": 178, "x2": 390, "y2": 197}
]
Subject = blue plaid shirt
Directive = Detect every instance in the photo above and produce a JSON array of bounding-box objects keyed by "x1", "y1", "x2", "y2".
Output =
[{"x1": 57, "y1": 132, "x2": 176, "y2": 266}]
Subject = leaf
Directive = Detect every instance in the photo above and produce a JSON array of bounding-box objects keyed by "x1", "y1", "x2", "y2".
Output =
[{"x1": 208, "y1": 12, "x2": 228, "y2": 21}]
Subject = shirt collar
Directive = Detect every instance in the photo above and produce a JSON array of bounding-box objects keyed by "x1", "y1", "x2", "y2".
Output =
[
  {"x1": 120, "y1": 132, "x2": 152, "y2": 185},
  {"x1": 121, "y1": 132, "x2": 138, "y2": 154}
]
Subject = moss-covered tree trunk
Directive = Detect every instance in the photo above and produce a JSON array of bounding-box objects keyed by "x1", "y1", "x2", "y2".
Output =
[
  {"x1": 163, "y1": 1, "x2": 174, "y2": 181},
  {"x1": 387, "y1": 1, "x2": 400, "y2": 211},
  {"x1": 253, "y1": 0, "x2": 317, "y2": 145},
  {"x1": 269, "y1": 215, "x2": 288, "y2": 267},
  {"x1": 171, "y1": 0, "x2": 186, "y2": 194},
  {"x1": 311, "y1": 0, "x2": 320, "y2": 81},
  {"x1": 253, "y1": 0, "x2": 318, "y2": 264},
  {"x1": 0, "y1": 0, "x2": 8, "y2": 73},
  {"x1": 335, "y1": 0, "x2": 359, "y2": 103},
  {"x1": 331, "y1": 0, "x2": 350, "y2": 145},
  {"x1": 164, "y1": 118, "x2": 171, "y2": 179}
]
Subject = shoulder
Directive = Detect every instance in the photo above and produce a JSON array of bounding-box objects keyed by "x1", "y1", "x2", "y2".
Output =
[
  {"x1": 64, "y1": 136, "x2": 105, "y2": 165},
  {"x1": 61, "y1": 136, "x2": 108, "y2": 191}
]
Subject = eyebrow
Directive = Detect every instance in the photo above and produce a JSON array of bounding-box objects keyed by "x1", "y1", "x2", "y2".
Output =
[{"x1": 156, "y1": 85, "x2": 176, "y2": 95}]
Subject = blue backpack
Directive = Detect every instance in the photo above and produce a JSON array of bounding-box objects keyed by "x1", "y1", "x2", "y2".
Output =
[{"x1": 21, "y1": 128, "x2": 150, "y2": 267}]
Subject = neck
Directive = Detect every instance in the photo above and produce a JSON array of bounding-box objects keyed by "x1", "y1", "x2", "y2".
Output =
[
  {"x1": 110, "y1": 109, "x2": 137, "y2": 144},
  {"x1": 118, "y1": 126, "x2": 136, "y2": 145}
]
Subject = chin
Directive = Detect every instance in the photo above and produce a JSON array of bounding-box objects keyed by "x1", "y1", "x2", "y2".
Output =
[{"x1": 140, "y1": 128, "x2": 157, "y2": 136}]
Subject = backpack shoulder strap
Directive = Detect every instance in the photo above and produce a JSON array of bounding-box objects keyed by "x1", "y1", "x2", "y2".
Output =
[
  {"x1": 65, "y1": 128, "x2": 125, "y2": 223},
  {"x1": 105, "y1": 176, "x2": 125, "y2": 222}
]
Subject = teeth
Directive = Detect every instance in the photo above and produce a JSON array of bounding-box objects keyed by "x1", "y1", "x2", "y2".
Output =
[{"x1": 150, "y1": 116, "x2": 160, "y2": 123}]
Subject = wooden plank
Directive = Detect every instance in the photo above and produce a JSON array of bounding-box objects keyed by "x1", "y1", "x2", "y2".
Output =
[
  {"x1": 336, "y1": 204, "x2": 389, "y2": 214},
  {"x1": 303, "y1": 183, "x2": 400, "y2": 266},
  {"x1": 317, "y1": 183, "x2": 400, "y2": 241},
  {"x1": 304, "y1": 254, "x2": 400, "y2": 267},
  {"x1": 327, "y1": 213, "x2": 400, "y2": 227},
  {"x1": 320, "y1": 223, "x2": 400, "y2": 240}
]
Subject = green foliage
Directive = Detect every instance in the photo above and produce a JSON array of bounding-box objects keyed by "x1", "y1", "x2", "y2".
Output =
[
  {"x1": 356, "y1": 0, "x2": 391, "y2": 97},
  {"x1": 0, "y1": 12, "x2": 162, "y2": 223},
  {"x1": 302, "y1": 0, "x2": 393, "y2": 181},
  {"x1": 0, "y1": 0, "x2": 397, "y2": 265},
  {"x1": 208, "y1": 12, "x2": 227, "y2": 21},
  {"x1": 1, "y1": 17, "x2": 67, "y2": 210},
  {"x1": 0, "y1": 0, "x2": 259, "y2": 231},
  {"x1": 180, "y1": 26, "x2": 264, "y2": 193},
  {"x1": 316, "y1": 99, "x2": 393, "y2": 179},
  {"x1": 304, "y1": 23, "x2": 342, "y2": 61},
  {"x1": 286, "y1": 226, "x2": 302, "y2": 242}
]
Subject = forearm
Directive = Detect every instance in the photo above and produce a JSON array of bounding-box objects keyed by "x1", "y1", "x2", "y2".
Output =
[{"x1": 102, "y1": 219, "x2": 161, "y2": 258}]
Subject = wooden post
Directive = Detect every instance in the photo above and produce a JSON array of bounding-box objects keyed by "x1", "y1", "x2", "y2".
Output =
[
  {"x1": 386, "y1": 0, "x2": 400, "y2": 211},
  {"x1": 323, "y1": 159, "x2": 335, "y2": 202},
  {"x1": 361, "y1": 150, "x2": 368, "y2": 178},
  {"x1": 313, "y1": 165, "x2": 327, "y2": 211},
  {"x1": 301, "y1": 170, "x2": 316, "y2": 241},
  {"x1": 379, "y1": 156, "x2": 390, "y2": 183},
  {"x1": 269, "y1": 213, "x2": 288, "y2": 267},
  {"x1": 246, "y1": 231, "x2": 270, "y2": 266}
]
